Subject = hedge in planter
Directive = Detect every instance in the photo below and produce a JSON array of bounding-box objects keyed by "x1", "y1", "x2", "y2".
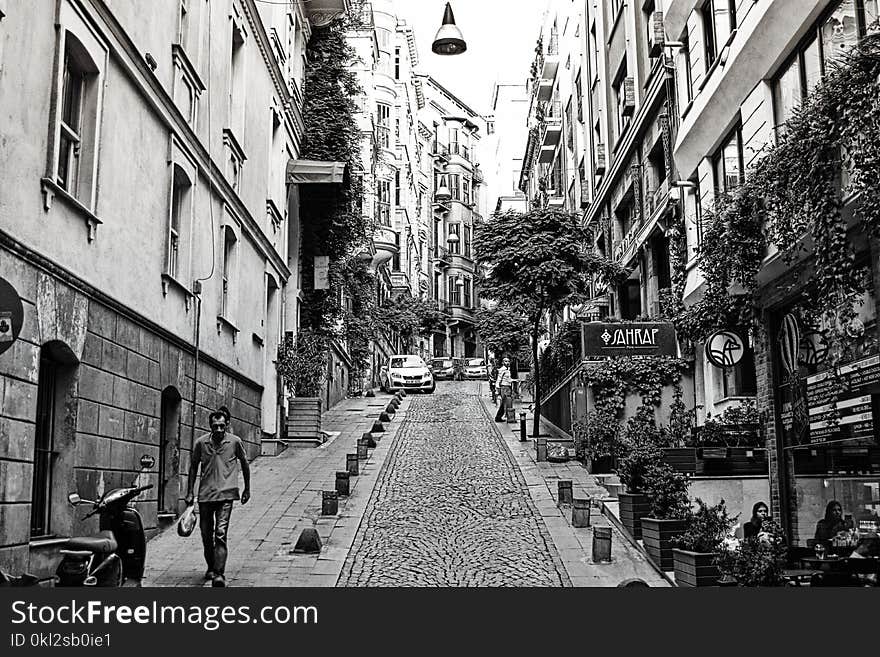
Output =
[
  {"x1": 671, "y1": 499, "x2": 737, "y2": 587},
  {"x1": 615, "y1": 407, "x2": 664, "y2": 540},
  {"x1": 715, "y1": 519, "x2": 788, "y2": 587},
  {"x1": 640, "y1": 462, "x2": 691, "y2": 571}
]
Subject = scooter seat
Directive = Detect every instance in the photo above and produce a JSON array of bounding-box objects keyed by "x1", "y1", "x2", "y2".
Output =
[{"x1": 65, "y1": 535, "x2": 117, "y2": 554}]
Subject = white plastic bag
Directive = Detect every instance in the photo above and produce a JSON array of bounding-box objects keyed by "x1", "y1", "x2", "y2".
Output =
[{"x1": 177, "y1": 504, "x2": 198, "y2": 537}]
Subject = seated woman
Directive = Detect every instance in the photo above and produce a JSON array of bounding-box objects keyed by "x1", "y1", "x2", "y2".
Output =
[
  {"x1": 814, "y1": 500, "x2": 850, "y2": 544},
  {"x1": 743, "y1": 502, "x2": 769, "y2": 541}
]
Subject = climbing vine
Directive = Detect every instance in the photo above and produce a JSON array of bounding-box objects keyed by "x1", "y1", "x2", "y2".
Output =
[{"x1": 673, "y1": 34, "x2": 880, "y2": 359}]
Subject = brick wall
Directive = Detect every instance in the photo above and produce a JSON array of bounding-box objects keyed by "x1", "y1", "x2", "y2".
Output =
[{"x1": 0, "y1": 250, "x2": 262, "y2": 578}]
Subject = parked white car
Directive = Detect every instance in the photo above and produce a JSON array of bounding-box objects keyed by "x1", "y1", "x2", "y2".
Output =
[
  {"x1": 462, "y1": 358, "x2": 488, "y2": 380},
  {"x1": 380, "y1": 355, "x2": 435, "y2": 393}
]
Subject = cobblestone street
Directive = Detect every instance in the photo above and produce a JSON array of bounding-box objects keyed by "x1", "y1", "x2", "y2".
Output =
[{"x1": 340, "y1": 384, "x2": 569, "y2": 586}]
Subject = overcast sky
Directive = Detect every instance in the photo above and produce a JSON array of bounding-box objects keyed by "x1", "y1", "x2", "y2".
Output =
[{"x1": 394, "y1": 0, "x2": 546, "y2": 115}]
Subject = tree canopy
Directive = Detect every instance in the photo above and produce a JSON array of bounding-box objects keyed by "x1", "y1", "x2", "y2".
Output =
[
  {"x1": 378, "y1": 294, "x2": 446, "y2": 349},
  {"x1": 475, "y1": 305, "x2": 534, "y2": 357}
]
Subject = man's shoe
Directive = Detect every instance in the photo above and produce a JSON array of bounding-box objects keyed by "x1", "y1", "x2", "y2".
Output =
[
  {"x1": 212, "y1": 574, "x2": 226, "y2": 587},
  {"x1": 204, "y1": 570, "x2": 215, "y2": 580}
]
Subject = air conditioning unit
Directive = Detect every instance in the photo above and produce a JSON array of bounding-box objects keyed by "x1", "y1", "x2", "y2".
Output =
[
  {"x1": 622, "y1": 77, "x2": 636, "y2": 117},
  {"x1": 648, "y1": 11, "x2": 665, "y2": 58}
]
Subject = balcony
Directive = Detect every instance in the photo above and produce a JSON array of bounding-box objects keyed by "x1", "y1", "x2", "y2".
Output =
[
  {"x1": 448, "y1": 304, "x2": 476, "y2": 323},
  {"x1": 537, "y1": 101, "x2": 563, "y2": 163},
  {"x1": 371, "y1": 226, "x2": 398, "y2": 269},
  {"x1": 304, "y1": 0, "x2": 351, "y2": 27},
  {"x1": 431, "y1": 141, "x2": 450, "y2": 161},
  {"x1": 433, "y1": 245, "x2": 451, "y2": 268},
  {"x1": 541, "y1": 32, "x2": 560, "y2": 81}
]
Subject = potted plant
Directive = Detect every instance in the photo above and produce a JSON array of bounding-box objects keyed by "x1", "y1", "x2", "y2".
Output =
[
  {"x1": 615, "y1": 407, "x2": 663, "y2": 540},
  {"x1": 715, "y1": 519, "x2": 788, "y2": 587},
  {"x1": 640, "y1": 462, "x2": 691, "y2": 571},
  {"x1": 277, "y1": 330, "x2": 327, "y2": 442},
  {"x1": 671, "y1": 498, "x2": 736, "y2": 587}
]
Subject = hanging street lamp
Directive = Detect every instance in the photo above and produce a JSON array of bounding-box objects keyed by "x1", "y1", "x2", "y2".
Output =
[{"x1": 432, "y1": 3, "x2": 467, "y2": 56}]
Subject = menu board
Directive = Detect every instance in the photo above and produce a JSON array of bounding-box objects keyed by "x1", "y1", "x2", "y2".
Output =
[{"x1": 806, "y1": 355, "x2": 880, "y2": 443}]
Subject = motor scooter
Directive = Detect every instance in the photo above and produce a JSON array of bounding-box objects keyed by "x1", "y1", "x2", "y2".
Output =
[{"x1": 56, "y1": 458, "x2": 154, "y2": 587}]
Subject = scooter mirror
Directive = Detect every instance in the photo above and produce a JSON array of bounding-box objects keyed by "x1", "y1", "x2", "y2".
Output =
[{"x1": 67, "y1": 493, "x2": 81, "y2": 506}]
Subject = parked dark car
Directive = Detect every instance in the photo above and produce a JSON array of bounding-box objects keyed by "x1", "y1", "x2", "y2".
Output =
[{"x1": 431, "y1": 357, "x2": 455, "y2": 380}]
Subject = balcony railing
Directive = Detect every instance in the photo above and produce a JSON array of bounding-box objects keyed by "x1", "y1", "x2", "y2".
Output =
[
  {"x1": 431, "y1": 141, "x2": 450, "y2": 158},
  {"x1": 449, "y1": 142, "x2": 471, "y2": 161}
]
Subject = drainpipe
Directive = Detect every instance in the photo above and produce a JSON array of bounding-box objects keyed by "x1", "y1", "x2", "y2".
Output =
[{"x1": 189, "y1": 287, "x2": 202, "y2": 451}]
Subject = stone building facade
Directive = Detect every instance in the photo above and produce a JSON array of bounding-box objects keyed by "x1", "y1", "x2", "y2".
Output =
[{"x1": 0, "y1": 0, "x2": 341, "y2": 579}]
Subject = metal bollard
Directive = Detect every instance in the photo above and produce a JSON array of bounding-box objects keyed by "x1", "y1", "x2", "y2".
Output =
[
  {"x1": 357, "y1": 439, "x2": 369, "y2": 460},
  {"x1": 558, "y1": 480, "x2": 573, "y2": 505},
  {"x1": 572, "y1": 497, "x2": 591, "y2": 527},
  {"x1": 336, "y1": 471, "x2": 350, "y2": 497},
  {"x1": 346, "y1": 453, "x2": 359, "y2": 476},
  {"x1": 536, "y1": 437, "x2": 548, "y2": 462},
  {"x1": 362, "y1": 432, "x2": 377, "y2": 447},
  {"x1": 321, "y1": 490, "x2": 338, "y2": 516},
  {"x1": 592, "y1": 526, "x2": 612, "y2": 563},
  {"x1": 519, "y1": 412, "x2": 527, "y2": 442}
]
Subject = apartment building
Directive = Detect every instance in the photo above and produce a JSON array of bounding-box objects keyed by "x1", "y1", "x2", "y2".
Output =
[
  {"x1": 421, "y1": 75, "x2": 488, "y2": 359},
  {"x1": 0, "y1": 0, "x2": 347, "y2": 579},
  {"x1": 486, "y1": 82, "x2": 530, "y2": 213},
  {"x1": 666, "y1": 0, "x2": 880, "y2": 545}
]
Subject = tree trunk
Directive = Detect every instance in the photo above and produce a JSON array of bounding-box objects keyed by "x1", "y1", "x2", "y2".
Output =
[{"x1": 531, "y1": 316, "x2": 542, "y2": 437}]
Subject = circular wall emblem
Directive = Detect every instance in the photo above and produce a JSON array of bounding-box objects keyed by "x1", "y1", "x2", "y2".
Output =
[
  {"x1": 0, "y1": 277, "x2": 24, "y2": 357},
  {"x1": 706, "y1": 330, "x2": 746, "y2": 368}
]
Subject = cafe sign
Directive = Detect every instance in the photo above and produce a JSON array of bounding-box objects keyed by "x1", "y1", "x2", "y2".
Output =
[{"x1": 582, "y1": 322, "x2": 677, "y2": 358}]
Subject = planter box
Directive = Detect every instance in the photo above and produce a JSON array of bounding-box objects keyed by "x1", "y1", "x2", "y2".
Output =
[
  {"x1": 618, "y1": 492, "x2": 651, "y2": 541},
  {"x1": 662, "y1": 448, "x2": 697, "y2": 475},
  {"x1": 641, "y1": 517, "x2": 687, "y2": 571},
  {"x1": 589, "y1": 456, "x2": 614, "y2": 474},
  {"x1": 672, "y1": 549, "x2": 721, "y2": 587},
  {"x1": 286, "y1": 397, "x2": 323, "y2": 441},
  {"x1": 697, "y1": 448, "x2": 767, "y2": 476}
]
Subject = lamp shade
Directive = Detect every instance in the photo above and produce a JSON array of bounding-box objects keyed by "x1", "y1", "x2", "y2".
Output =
[
  {"x1": 446, "y1": 232, "x2": 460, "y2": 244},
  {"x1": 435, "y1": 174, "x2": 451, "y2": 200},
  {"x1": 432, "y1": 3, "x2": 467, "y2": 56}
]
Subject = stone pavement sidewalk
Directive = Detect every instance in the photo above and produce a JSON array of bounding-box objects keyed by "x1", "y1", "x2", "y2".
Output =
[
  {"x1": 481, "y1": 394, "x2": 669, "y2": 587},
  {"x1": 144, "y1": 392, "x2": 409, "y2": 587}
]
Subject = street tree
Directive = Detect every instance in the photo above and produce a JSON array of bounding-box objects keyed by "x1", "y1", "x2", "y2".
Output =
[
  {"x1": 475, "y1": 208, "x2": 627, "y2": 436},
  {"x1": 475, "y1": 305, "x2": 534, "y2": 362},
  {"x1": 378, "y1": 294, "x2": 446, "y2": 353}
]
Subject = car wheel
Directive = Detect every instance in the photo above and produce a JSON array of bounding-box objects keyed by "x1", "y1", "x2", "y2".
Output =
[{"x1": 428, "y1": 384, "x2": 436, "y2": 394}]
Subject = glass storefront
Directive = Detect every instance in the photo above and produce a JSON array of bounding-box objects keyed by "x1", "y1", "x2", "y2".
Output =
[{"x1": 773, "y1": 279, "x2": 880, "y2": 548}]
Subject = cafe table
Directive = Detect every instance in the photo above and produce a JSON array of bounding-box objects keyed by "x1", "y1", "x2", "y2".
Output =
[{"x1": 799, "y1": 556, "x2": 848, "y2": 573}]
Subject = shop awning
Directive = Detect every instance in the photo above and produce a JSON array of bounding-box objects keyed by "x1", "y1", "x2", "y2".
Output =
[{"x1": 286, "y1": 160, "x2": 346, "y2": 185}]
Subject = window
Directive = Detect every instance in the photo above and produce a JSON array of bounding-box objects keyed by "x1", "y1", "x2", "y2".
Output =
[
  {"x1": 168, "y1": 164, "x2": 192, "y2": 279},
  {"x1": 229, "y1": 14, "x2": 246, "y2": 134},
  {"x1": 56, "y1": 33, "x2": 100, "y2": 204},
  {"x1": 463, "y1": 278, "x2": 472, "y2": 308},
  {"x1": 613, "y1": 63, "x2": 632, "y2": 139},
  {"x1": 394, "y1": 46, "x2": 400, "y2": 79},
  {"x1": 177, "y1": 0, "x2": 190, "y2": 49},
  {"x1": 701, "y1": 0, "x2": 736, "y2": 68},
  {"x1": 394, "y1": 169, "x2": 401, "y2": 206},
  {"x1": 378, "y1": 179, "x2": 391, "y2": 225},
  {"x1": 589, "y1": 23, "x2": 598, "y2": 85},
  {"x1": 772, "y1": 0, "x2": 877, "y2": 131},
  {"x1": 448, "y1": 223, "x2": 460, "y2": 255},
  {"x1": 712, "y1": 126, "x2": 743, "y2": 193},
  {"x1": 462, "y1": 177, "x2": 471, "y2": 205},
  {"x1": 574, "y1": 70, "x2": 584, "y2": 123},
  {"x1": 31, "y1": 342, "x2": 78, "y2": 538},
  {"x1": 172, "y1": 46, "x2": 204, "y2": 128},
  {"x1": 392, "y1": 231, "x2": 401, "y2": 271},
  {"x1": 448, "y1": 275, "x2": 462, "y2": 305},
  {"x1": 463, "y1": 224, "x2": 472, "y2": 258},
  {"x1": 449, "y1": 127, "x2": 460, "y2": 155},
  {"x1": 449, "y1": 173, "x2": 461, "y2": 201},
  {"x1": 377, "y1": 103, "x2": 391, "y2": 148},
  {"x1": 714, "y1": 331, "x2": 757, "y2": 398},
  {"x1": 223, "y1": 129, "x2": 245, "y2": 193},
  {"x1": 221, "y1": 226, "x2": 237, "y2": 318}
]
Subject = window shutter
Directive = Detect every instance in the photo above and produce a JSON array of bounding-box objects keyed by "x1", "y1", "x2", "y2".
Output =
[
  {"x1": 649, "y1": 12, "x2": 665, "y2": 58},
  {"x1": 622, "y1": 77, "x2": 636, "y2": 116}
]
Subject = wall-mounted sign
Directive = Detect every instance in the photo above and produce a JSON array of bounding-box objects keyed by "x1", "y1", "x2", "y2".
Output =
[
  {"x1": 0, "y1": 277, "x2": 24, "y2": 357},
  {"x1": 705, "y1": 330, "x2": 745, "y2": 368},
  {"x1": 314, "y1": 255, "x2": 330, "y2": 290},
  {"x1": 806, "y1": 355, "x2": 880, "y2": 444},
  {"x1": 778, "y1": 313, "x2": 801, "y2": 376},
  {"x1": 582, "y1": 322, "x2": 677, "y2": 358}
]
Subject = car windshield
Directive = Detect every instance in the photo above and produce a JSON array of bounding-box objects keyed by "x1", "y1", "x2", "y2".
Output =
[
  {"x1": 390, "y1": 356, "x2": 425, "y2": 368},
  {"x1": 466, "y1": 359, "x2": 485, "y2": 367},
  {"x1": 433, "y1": 359, "x2": 452, "y2": 368}
]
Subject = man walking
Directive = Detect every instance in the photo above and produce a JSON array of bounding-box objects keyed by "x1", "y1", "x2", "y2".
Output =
[
  {"x1": 494, "y1": 356, "x2": 513, "y2": 422},
  {"x1": 185, "y1": 408, "x2": 251, "y2": 587}
]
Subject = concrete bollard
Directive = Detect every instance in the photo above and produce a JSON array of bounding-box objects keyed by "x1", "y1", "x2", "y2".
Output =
[
  {"x1": 385, "y1": 404, "x2": 396, "y2": 415},
  {"x1": 357, "y1": 439, "x2": 369, "y2": 460},
  {"x1": 361, "y1": 432, "x2": 377, "y2": 447},
  {"x1": 379, "y1": 411, "x2": 392, "y2": 423},
  {"x1": 558, "y1": 480, "x2": 573, "y2": 505},
  {"x1": 572, "y1": 497, "x2": 591, "y2": 527},
  {"x1": 592, "y1": 526, "x2": 612, "y2": 563},
  {"x1": 371, "y1": 420, "x2": 385, "y2": 433},
  {"x1": 346, "y1": 453, "x2": 359, "y2": 476},
  {"x1": 399, "y1": 390, "x2": 407, "y2": 397},
  {"x1": 536, "y1": 437, "x2": 548, "y2": 462},
  {"x1": 390, "y1": 398, "x2": 401, "y2": 408},
  {"x1": 292, "y1": 528, "x2": 322, "y2": 554},
  {"x1": 335, "y1": 471, "x2": 350, "y2": 497},
  {"x1": 321, "y1": 490, "x2": 338, "y2": 516}
]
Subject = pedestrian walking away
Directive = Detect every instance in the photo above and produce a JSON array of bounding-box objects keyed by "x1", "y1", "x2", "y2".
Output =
[
  {"x1": 185, "y1": 408, "x2": 251, "y2": 587},
  {"x1": 494, "y1": 357, "x2": 513, "y2": 422}
]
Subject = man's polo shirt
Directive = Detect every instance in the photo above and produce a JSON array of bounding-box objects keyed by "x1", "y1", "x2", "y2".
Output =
[{"x1": 193, "y1": 432, "x2": 246, "y2": 502}]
